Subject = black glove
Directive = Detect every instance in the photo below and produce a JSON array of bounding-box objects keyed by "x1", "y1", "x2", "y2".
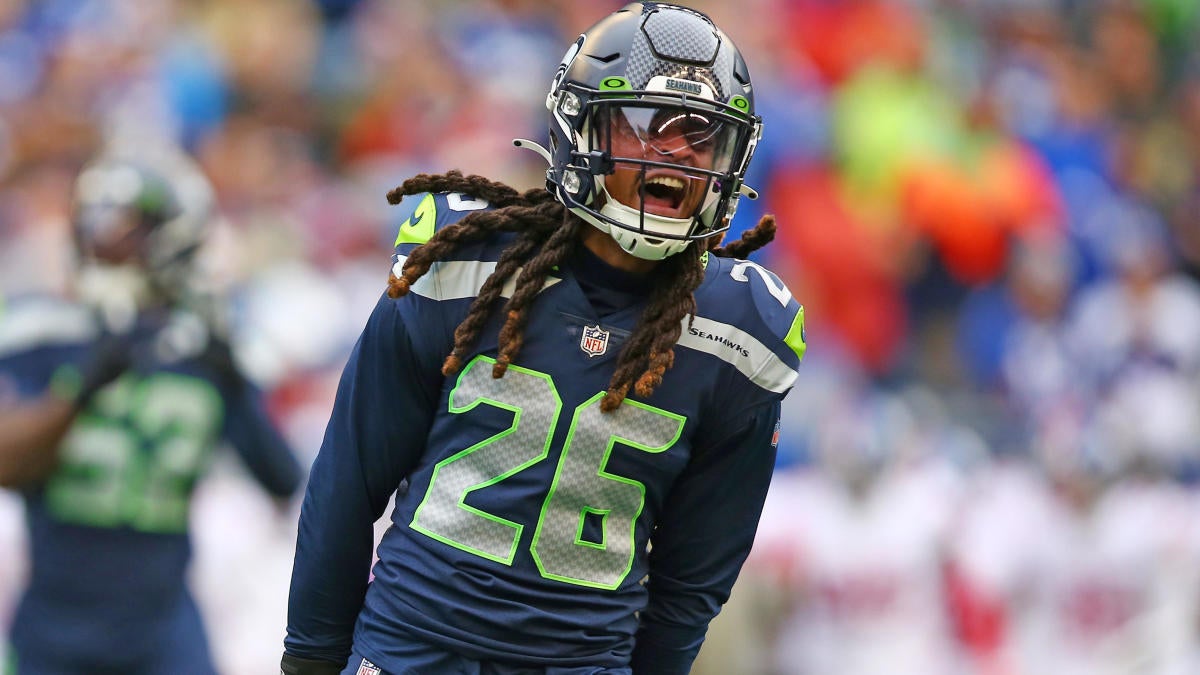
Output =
[
  {"x1": 280, "y1": 652, "x2": 344, "y2": 675},
  {"x1": 74, "y1": 331, "x2": 135, "y2": 409}
]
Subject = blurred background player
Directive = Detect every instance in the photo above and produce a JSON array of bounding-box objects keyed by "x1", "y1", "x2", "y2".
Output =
[
  {"x1": 701, "y1": 386, "x2": 968, "y2": 675},
  {"x1": 0, "y1": 144, "x2": 303, "y2": 675},
  {"x1": 948, "y1": 400, "x2": 1200, "y2": 675}
]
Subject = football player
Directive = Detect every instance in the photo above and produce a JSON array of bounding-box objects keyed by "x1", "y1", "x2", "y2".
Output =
[
  {"x1": 0, "y1": 147, "x2": 304, "y2": 675},
  {"x1": 725, "y1": 389, "x2": 967, "y2": 675},
  {"x1": 282, "y1": 3, "x2": 805, "y2": 674},
  {"x1": 950, "y1": 417, "x2": 1200, "y2": 675}
]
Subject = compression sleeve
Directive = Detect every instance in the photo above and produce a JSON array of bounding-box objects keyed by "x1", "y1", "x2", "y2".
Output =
[
  {"x1": 284, "y1": 294, "x2": 443, "y2": 664},
  {"x1": 630, "y1": 399, "x2": 780, "y2": 674}
]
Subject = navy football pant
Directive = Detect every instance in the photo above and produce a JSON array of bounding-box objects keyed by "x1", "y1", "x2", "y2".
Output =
[{"x1": 7, "y1": 592, "x2": 217, "y2": 675}]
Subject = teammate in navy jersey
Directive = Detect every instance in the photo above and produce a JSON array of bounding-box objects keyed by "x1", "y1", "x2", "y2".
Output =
[
  {"x1": 0, "y1": 149, "x2": 303, "y2": 675},
  {"x1": 283, "y1": 3, "x2": 805, "y2": 674}
]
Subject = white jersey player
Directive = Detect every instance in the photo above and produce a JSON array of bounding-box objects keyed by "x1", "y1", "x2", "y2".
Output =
[
  {"x1": 951, "y1": 454, "x2": 1199, "y2": 675},
  {"x1": 742, "y1": 390, "x2": 968, "y2": 675}
]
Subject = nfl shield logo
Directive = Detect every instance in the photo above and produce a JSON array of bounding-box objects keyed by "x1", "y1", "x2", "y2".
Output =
[
  {"x1": 356, "y1": 659, "x2": 381, "y2": 675},
  {"x1": 580, "y1": 324, "x2": 610, "y2": 357}
]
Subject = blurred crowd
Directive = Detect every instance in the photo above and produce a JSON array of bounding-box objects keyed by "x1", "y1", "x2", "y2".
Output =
[{"x1": 1, "y1": 0, "x2": 1199, "y2": 673}]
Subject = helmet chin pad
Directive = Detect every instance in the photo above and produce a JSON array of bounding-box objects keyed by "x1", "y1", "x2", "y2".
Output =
[
  {"x1": 76, "y1": 263, "x2": 154, "y2": 331},
  {"x1": 574, "y1": 199, "x2": 692, "y2": 260}
]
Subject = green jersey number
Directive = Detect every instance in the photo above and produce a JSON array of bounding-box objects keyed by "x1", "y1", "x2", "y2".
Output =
[
  {"x1": 45, "y1": 372, "x2": 223, "y2": 533},
  {"x1": 410, "y1": 356, "x2": 685, "y2": 589}
]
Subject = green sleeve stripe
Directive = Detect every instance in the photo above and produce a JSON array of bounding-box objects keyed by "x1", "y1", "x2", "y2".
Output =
[{"x1": 784, "y1": 306, "x2": 807, "y2": 361}]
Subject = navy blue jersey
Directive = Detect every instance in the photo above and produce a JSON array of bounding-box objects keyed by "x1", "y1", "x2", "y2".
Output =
[
  {"x1": 0, "y1": 296, "x2": 303, "y2": 672},
  {"x1": 286, "y1": 192, "x2": 806, "y2": 673}
]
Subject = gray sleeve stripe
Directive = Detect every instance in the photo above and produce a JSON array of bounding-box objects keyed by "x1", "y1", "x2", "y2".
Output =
[
  {"x1": 676, "y1": 315, "x2": 797, "y2": 394},
  {"x1": 0, "y1": 302, "x2": 96, "y2": 359},
  {"x1": 391, "y1": 256, "x2": 561, "y2": 301}
]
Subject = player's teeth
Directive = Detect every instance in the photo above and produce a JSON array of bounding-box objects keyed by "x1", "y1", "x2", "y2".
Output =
[{"x1": 647, "y1": 176, "x2": 685, "y2": 190}]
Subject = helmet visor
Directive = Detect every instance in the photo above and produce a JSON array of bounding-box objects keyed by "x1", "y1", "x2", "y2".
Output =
[
  {"x1": 74, "y1": 205, "x2": 147, "y2": 263},
  {"x1": 595, "y1": 102, "x2": 742, "y2": 222}
]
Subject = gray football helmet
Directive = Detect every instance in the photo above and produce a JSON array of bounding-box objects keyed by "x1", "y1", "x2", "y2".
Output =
[{"x1": 520, "y1": 2, "x2": 762, "y2": 260}]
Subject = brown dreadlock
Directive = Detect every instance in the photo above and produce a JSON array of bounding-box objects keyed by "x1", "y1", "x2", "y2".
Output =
[{"x1": 386, "y1": 170, "x2": 777, "y2": 412}]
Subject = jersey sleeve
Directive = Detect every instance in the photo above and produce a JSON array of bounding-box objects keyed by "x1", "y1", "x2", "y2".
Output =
[
  {"x1": 683, "y1": 256, "x2": 806, "y2": 416},
  {"x1": 631, "y1": 398, "x2": 781, "y2": 673},
  {"x1": 220, "y1": 379, "x2": 303, "y2": 499},
  {"x1": 0, "y1": 296, "x2": 97, "y2": 400},
  {"x1": 731, "y1": 257, "x2": 806, "y2": 397},
  {"x1": 390, "y1": 191, "x2": 493, "y2": 264},
  {"x1": 284, "y1": 292, "x2": 447, "y2": 664}
]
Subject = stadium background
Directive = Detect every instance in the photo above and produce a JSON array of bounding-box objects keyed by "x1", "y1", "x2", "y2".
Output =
[{"x1": 1, "y1": 0, "x2": 1199, "y2": 673}]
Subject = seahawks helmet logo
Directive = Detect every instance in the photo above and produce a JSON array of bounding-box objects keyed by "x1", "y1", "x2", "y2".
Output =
[{"x1": 549, "y1": 35, "x2": 586, "y2": 103}]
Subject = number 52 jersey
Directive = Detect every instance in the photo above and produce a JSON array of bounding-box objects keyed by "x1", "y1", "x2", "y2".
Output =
[
  {"x1": 286, "y1": 192, "x2": 807, "y2": 670},
  {"x1": 0, "y1": 297, "x2": 302, "y2": 668}
]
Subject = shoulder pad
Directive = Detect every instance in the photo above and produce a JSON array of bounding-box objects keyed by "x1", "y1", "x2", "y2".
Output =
[
  {"x1": 682, "y1": 255, "x2": 806, "y2": 395},
  {"x1": 391, "y1": 191, "x2": 493, "y2": 258},
  {"x1": 0, "y1": 295, "x2": 98, "y2": 359},
  {"x1": 389, "y1": 191, "x2": 550, "y2": 301}
]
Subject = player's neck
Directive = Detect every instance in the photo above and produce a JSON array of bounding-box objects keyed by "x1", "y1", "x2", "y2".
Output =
[{"x1": 579, "y1": 226, "x2": 659, "y2": 276}]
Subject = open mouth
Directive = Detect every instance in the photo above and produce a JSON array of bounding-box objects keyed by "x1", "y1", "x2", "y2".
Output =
[{"x1": 640, "y1": 174, "x2": 690, "y2": 217}]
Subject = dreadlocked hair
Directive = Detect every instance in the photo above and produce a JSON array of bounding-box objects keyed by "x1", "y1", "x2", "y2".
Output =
[
  {"x1": 386, "y1": 170, "x2": 778, "y2": 412},
  {"x1": 711, "y1": 215, "x2": 776, "y2": 259}
]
